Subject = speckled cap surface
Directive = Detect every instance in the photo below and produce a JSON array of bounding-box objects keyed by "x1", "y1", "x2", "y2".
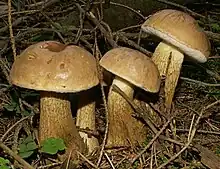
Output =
[
  {"x1": 141, "y1": 9, "x2": 211, "y2": 63},
  {"x1": 99, "y1": 47, "x2": 161, "y2": 93},
  {"x1": 10, "y1": 41, "x2": 99, "y2": 93}
]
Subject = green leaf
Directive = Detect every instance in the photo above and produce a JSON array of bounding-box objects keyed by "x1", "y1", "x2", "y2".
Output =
[
  {"x1": 26, "y1": 142, "x2": 38, "y2": 151},
  {"x1": 41, "y1": 137, "x2": 66, "y2": 155},
  {"x1": 18, "y1": 143, "x2": 26, "y2": 153},
  {"x1": 22, "y1": 135, "x2": 34, "y2": 144},
  {"x1": 211, "y1": 23, "x2": 220, "y2": 32},
  {"x1": 0, "y1": 158, "x2": 9, "y2": 165},
  {"x1": 216, "y1": 146, "x2": 220, "y2": 155},
  {"x1": 3, "y1": 102, "x2": 17, "y2": 111},
  {"x1": 0, "y1": 166, "x2": 11, "y2": 169},
  {"x1": 18, "y1": 151, "x2": 34, "y2": 159},
  {"x1": 18, "y1": 135, "x2": 37, "y2": 158},
  {"x1": 21, "y1": 110, "x2": 31, "y2": 116}
]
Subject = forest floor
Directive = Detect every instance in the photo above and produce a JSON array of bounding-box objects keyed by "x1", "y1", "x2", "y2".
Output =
[{"x1": 0, "y1": 0, "x2": 220, "y2": 168}]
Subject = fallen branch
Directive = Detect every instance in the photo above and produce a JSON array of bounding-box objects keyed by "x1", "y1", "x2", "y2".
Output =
[{"x1": 0, "y1": 141, "x2": 34, "y2": 169}]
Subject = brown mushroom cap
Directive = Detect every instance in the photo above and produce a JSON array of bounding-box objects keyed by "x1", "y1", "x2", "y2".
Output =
[
  {"x1": 141, "y1": 9, "x2": 211, "y2": 63},
  {"x1": 99, "y1": 47, "x2": 161, "y2": 93},
  {"x1": 10, "y1": 41, "x2": 99, "y2": 92}
]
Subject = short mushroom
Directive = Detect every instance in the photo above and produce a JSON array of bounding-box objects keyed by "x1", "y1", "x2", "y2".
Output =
[
  {"x1": 141, "y1": 9, "x2": 211, "y2": 110},
  {"x1": 10, "y1": 41, "x2": 99, "y2": 158},
  {"x1": 99, "y1": 47, "x2": 160, "y2": 147},
  {"x1": 76, "y1": 89, "x2": 99, "y2": 154}
]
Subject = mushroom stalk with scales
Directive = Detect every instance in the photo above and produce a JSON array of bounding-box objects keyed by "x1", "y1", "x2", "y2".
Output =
[
  {"x1": 107, "y1": 77, "x2": 136, "y2": 146},
  {"x1": 40, "y1": 92, "x2": 84, "y2": 151},
  {"x1": 152, "y1": 42, "x2": 184, "y2": 111},
  {"x1": 100, "y1": 47, "x2": 161, "y2": 148},
  {"x1": 141, "y1": 9, "x2": 211, "y2": 111},
  {"x1": 76, "y1": 90, "x2": 99, "y2": 154},
  {"x1": 10, "y1": 41, "x2": 99, "y2": 159}
]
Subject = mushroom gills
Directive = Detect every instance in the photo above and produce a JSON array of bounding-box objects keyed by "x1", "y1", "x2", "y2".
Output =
[{"x1": 152, "y1": 41, "x2": 184, "y2": 110}]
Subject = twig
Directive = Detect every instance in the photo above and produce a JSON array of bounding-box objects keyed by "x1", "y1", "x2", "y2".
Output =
[
  {"x1": 205, "y1": 31, "x2": 220, "y2": 41},
  {"x1": 39, "y1": 10, "x2": 66, "y2": 43},
  {"x1": 112, "y1": 85, "x2": 185, "y2": 146},
  {"x1": 0, "y1": 141, "x2": 34, "y2": 169},
  {"x1": 180, "y1": 77, "x2": 220, "y2": 87},
  {"x1": 131, "y1": 118, "x2": 173, "y2": 163},
  {"x1": 0, "y1": 16, "x2": 29, "y2": 33},
  {"x1": 156, "y1": 100, "x2": 218, "y2": 169},
  {"x1": 104, "y1": 152, "x2": 116, "y2": 169},
  {"x1": 117, "y1": 24, "x2": 142, "y2": 32},
  {"x1": 0, "y1": 116, "x2": 31, "y2": 142},
  {"x1": 7, "y1": 0, "x2": 16, "y2": 60},
  {"x1": 93, "y1": 31, "x2": 109, "y2": 167},
  {"x1": 76, "y1": 3, "x2": 118, "y2": 48},
  {"x1": 156, "y1": 0, "x2": 219, "y2": 23},
  {"x1": 115, "y1": 32, "x2": 152, "y2": 56},
  {"x1": 37, "y1": 162, "x2": 63, "y2": 169},
  {"x1": 112, "y1": 84, "x2": 158, "y2": 134},
  {"x1": 176, "y1": 128, "x2": 220, "y2": 135},
  {"x1": 109, "y1": 2, "x2": 145, "y2": 20},
  {"x1": 209, "y1": 55, "x2": 220, "y2": 59},
  {"x1": 76, "y1": 151, "x2": 98, "y2": 168},
  {"x1": 74, "y1": 1, "x2": 90, "y2": 44},
  {"x1": 92, "y1": 1, "x2": 146, "y2": 20}
]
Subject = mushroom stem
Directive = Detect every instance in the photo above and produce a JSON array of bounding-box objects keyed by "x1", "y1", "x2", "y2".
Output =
[
  {"x1": 39, "y1": 91, "x2": 86, "y2": 156},
  {"x1": 152, "y1": 41, "x2": 184, "y2": 110},
  {"x1": 107, "y1": 76, "x2": 146, "y2": 147},
  {"x1": 76, "y1": 91, "x2": 99, "y2": 154}
]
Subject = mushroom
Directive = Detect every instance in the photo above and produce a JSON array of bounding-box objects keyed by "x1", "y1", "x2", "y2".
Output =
[
  {"x1": 10, "y1": 41, "x2": 99, "y2": 157},
  {"x1": 141, "y1": 9, "x2": 211, "y2": 110},
  {"x1": 76, "y1": 89, "x2": 99, "y2": 154},
  {"x1": 99, "y1": 47, "x2": 160, "y2": 147}
]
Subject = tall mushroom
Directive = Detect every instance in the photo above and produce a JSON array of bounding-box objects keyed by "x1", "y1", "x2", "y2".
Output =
[
  {"x1": 10, "y1": 41, "x2": 99, "y2": 158},
  {"x1": 141, "y1": 9, "x2": 211, "y2": 110},
  {"x1": 99, "y1": 47, "x2": 161, "y2": 148}
]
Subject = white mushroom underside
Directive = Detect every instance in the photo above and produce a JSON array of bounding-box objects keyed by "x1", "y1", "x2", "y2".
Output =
[{"x1": 141, "y1": 26, "x2": 207, "y2": 63}]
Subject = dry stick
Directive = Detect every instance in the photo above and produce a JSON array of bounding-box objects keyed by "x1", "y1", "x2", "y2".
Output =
[
  {"x1": 7, "y1": 0, "x2": 16, "y2": 60},
  {"x1": 115, "y1": 32, "x2": 152, "y2": 56},
  {"x1": 76, "y1": 151, "x2": 98, "y2": 169},
  {"x1": 74, "y1": 1, "x2": 91, "y2": 44},
  {"x1": 112, "y1": 85, "x2": 184, "y2": 146},
  {"x1": 187, "y1": 114, "x2": 195, "y2": 142},
  {"x1": 176, "y1": 128, "x2": 220, "y2": 135},
  {"x1": 192, "y1": 62, "x2": 220, "y2": 81},
  {"x1": 180, "y1": 77, "x2": 220, "y2": 87},
  {"x1": 0, "y1": 141, "x2": 34, "y2": 169},
  {"x1": 104, "y1": 152, "x2": 116, "y2": 169},
  {"x1": 76, "y1": 3, "x2": 118, "y2": 48},
  {"x1": 39, "y1": 10, "x2": 66, "y2": 44},
  {"x1": 93, "y1": 32, "x2": 109, "y2": 167},
  {"x1": 156, "y1": 108, "x2": 203, "y2": 169},
  {"x1": 0, "y1": 16, "x2": 29, "y2": 33},
  {"x1": 156, "y1": 0, "x2": 219, "y2": 23},
  {"x1": 37, "y1": 162, "x2": 63, "y2": 169},
  {"x1": 205, "y1": 31, "x2": 220, "y2": 41},
  {"x1": 92, "y1": 1, "x2": 146, "y2": 20},
  {"x1": 131, "y1": 118, "x2": 173, "y2": 163},
  {"x1": 0, "y1": 116, "x2": 31, "y2": 142},
  {"x1": 112, "y1": 84, "x2": 159, "y2": 134},
  {"x1": 109, "y1": 2, "x2": 145, "y2": 20}
]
